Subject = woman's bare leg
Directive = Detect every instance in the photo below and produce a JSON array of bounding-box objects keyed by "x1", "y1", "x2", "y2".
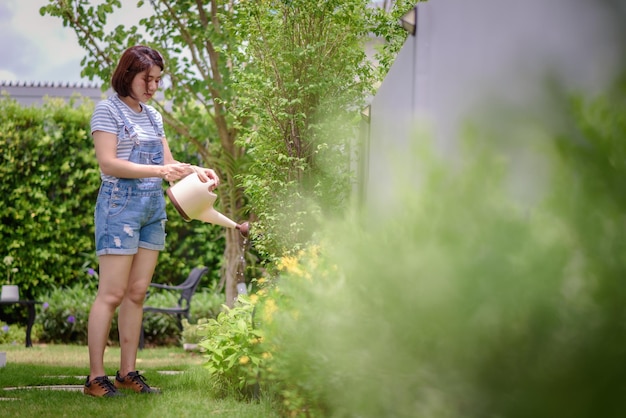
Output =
[
  {"x1": 118, "y1": 248, "x2": 159, "y2": 376},
  {"x1": 88, "y1": 254, "x2": 133, "y2": 379}
]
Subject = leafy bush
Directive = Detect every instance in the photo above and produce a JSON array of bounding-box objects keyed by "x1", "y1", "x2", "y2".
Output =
[
  {"x1": 35, "y1": 281, "x2": 226, "y2": 346},
  {"x1": 36, "y1": 283, "x2": 95, "y2": 344},
  {"x1": 198, "y1": 296, "x2": 264, "y2": 397},
  {"x1": 0, "y1": 322, "x2": 26, "y2": 345},
  {"x1": 252, "y1": 249, "x2": 329, "y2": 416},
  {"x1": 0, "y1": 97, "x2": 99, "y2": 300},
  {"x1": 189, "y1": 287, "x2": 227, "y2": 322},
  {"x1": 181, "y1": 318, "x2": 209, "y2": 346},
  {"x1": 35, "y1": 284, "x2": 97, "y2": 344}
]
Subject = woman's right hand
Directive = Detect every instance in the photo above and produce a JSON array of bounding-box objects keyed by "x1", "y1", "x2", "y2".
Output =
[{"x1": 161, "y1": 163, "x2": 190, "y2": 182}]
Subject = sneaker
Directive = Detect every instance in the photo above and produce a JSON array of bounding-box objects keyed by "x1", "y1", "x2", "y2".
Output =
[
  {"x1": 84, "y1": 375, "x2": 124, "y2": 397},
  {"x1": 114, "y1": 371, "x2": 161, "y2": 394}
]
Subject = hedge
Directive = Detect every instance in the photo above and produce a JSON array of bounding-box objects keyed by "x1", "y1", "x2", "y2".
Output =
[{"x1": 0, "y1": 95, "x2": 226, "y2": 318}]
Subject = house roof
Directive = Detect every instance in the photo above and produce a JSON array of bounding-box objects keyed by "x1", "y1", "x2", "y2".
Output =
[{"x1": 0, "y1": 80, "x2": 110, "y2": 107}]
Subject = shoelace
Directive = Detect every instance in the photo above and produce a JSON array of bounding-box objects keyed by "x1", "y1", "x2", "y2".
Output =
[
  {"x1": 95, "y1": 377, "x2": 117, "y2": 394},
  {"x1": 129, "y1": 372, "x2": 150, "y2": 387}
]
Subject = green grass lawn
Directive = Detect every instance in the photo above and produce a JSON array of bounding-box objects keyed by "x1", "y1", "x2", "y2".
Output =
[{"x1": 0, "y1": 344, "x2": 279, "y2": 418}]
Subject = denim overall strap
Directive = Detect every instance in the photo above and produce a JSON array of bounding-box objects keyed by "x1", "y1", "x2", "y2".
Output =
[
  {"x1": 110, "y1": 98, "x2": 139, "y2": 144},
  {"x1": 109, "y1": 97, "x2": 161, "y2": 140},
  {"x1": 143, "y1": 105, "x2": 164, "y2": 138},
  {"x1": 108, "y1": 97, "x2": 164, "y2": 191}
]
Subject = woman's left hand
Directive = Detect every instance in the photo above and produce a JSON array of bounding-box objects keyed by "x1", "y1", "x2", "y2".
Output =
[{"x1": 192, "y1": 166, "x2": 220, "y2": 191}]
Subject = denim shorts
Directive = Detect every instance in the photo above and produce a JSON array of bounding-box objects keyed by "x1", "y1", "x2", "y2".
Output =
[{"x1": 95, "y1": 181, "x2": 167, "y2": 256}]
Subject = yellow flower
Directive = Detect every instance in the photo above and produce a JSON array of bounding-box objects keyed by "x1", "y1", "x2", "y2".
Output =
[
  {"x1": 309, "y1": 244, "x2": 320, "y2": 256},
  {"x1": 239, "y1": 355, "x2": 250, "y2": 365},
  {"x1": 277, "y1": 256, "x2": 297, "y2": 271},
  {"x1": 262, "y1": 352, "x2": 272, "y2": 359},
  {"x1": 263, "y1": 298, "x2": 278, "y2": 324},
  {"x1": 249, "y1": 294, "x2": 259, "y2": 304}
]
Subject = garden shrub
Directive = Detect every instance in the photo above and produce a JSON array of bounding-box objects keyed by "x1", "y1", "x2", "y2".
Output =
[
  {"x1": 0, "y1": 97, "x2": 100, "y2": 301},
  {"x1": 181, "y1": 318, "x2": 208, "y2": 346},
  {"x1": 0, "y1": 321, "x2": 26, "y2": 345},
  {"x1": 189, "y1": 287, "x2": 227, "y2": 321},
  {"x1": 253, "y1": 248, "x2": 331, "y2": 416},
  {"x1": 37, "y1": 283, "x2": 95, "y2": 344},
  {"x1": 198, "y1": 296, "x2": 264, "y2": 398},
  {"x1": 36, "y1": 281, "x2": 226, "y2": 346}
]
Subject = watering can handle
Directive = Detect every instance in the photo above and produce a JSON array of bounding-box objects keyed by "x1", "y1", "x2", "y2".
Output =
[
  {"x1": 171, "y1": 168, "x2": 215, "y2": 190},
  {"x1": 165, "y1": 169, "x2": 200, "y2": 188}
]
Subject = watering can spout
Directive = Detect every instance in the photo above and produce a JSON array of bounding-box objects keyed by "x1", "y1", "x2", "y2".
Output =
[{"x1": 166, "y1": 173, "x2": 250, "y2": 237}]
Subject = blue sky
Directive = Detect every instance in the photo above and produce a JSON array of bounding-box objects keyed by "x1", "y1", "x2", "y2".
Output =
[{"x1": 0, "y1": 0, "x2": 149, "y2": 84}]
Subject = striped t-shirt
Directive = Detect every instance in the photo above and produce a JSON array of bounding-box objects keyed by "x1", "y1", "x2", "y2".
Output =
[{"x1": 90, "y1": 95, "x2": 165, "y2": 182}]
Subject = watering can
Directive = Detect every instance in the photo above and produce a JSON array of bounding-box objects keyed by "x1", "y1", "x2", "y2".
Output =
[{"x1": 166, "y1": 173, "x2": 249, "y2": 237}]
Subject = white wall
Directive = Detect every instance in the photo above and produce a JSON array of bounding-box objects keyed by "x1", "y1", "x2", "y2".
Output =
[{"x1": 365, "y1": 0, "x2": 623, "y2": 212}]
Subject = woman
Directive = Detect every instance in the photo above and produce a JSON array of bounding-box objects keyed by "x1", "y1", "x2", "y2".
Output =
[{"x1": 84, "y1": 45, "x2": 219, "y2": 397}]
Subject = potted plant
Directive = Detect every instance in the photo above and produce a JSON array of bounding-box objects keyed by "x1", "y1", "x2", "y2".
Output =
[{"x1": 1, "y1": 256, "x2": 19, "y2": 301}]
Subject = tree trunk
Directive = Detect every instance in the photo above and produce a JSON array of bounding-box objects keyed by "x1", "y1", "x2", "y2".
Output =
[{"x1": 221, "y1": 227, "x2": 247, "y2": 307}]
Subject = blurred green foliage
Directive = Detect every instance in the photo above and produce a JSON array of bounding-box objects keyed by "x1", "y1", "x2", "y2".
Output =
[{"x1": 250, "y1": 79, "x2": 626, "y2": 417}]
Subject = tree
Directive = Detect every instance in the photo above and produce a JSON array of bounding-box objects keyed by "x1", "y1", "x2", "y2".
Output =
[{"x1": 234, "y1": 0, "x2": 375, "y2": 258}]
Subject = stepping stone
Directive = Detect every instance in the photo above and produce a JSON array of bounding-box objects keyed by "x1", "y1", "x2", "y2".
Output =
[
  {"x1": 157, "y1": 370, "x2": 184, "y2": 375},
  {"x1": 3, "y1": 385, "x2": 83, "y2": 392}
]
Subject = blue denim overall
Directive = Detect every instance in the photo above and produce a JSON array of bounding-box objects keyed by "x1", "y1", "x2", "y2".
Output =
[{"x1": 94, "y1": 99, "x2": 167, "y2": 256}]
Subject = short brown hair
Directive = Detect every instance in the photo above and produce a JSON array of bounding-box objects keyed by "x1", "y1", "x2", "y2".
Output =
[{"x1": 111, "y1": 46, "x2": 164, "y2": 98}]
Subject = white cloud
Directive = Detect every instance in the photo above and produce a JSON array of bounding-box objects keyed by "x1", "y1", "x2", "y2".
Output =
[
  {"x1": 0, "y1": 0, "x2": 150, "y2": 83},
  {"x1": 0, "y1": 69, "x2": 17, "y2": 81}
]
